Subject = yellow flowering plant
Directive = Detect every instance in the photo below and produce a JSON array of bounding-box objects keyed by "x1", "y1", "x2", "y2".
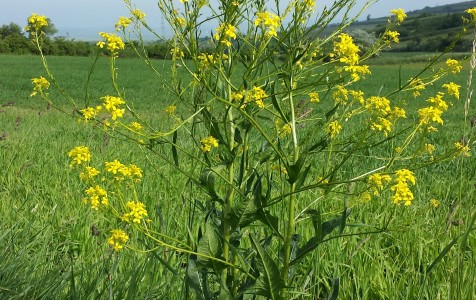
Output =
[{"x1": 28, "y1": 1, "x2": 476, "y2": 298}]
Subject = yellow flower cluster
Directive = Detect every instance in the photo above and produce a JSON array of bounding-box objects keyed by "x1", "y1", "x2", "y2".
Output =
[
  {"x1": 384, "y1": 30, "x2": 400, "y2": 43},
  {"x1": 131, "y1": 9, "x2": 146, "y2": 20},
  {"x1": 214, "y1": 23, "x2": 237, "y2": 47},
  {"x1": 128, "y1": 121, "x2": 143, "y2": 131},
  {"x1": 115, "y1": 16, "x2": 132, "y2": 31},
  {"x1": 363, "y1": 96, "x2": 406, "y2": 136},
  {"x1": 107, "y1": 229, "x2": 129, "y2": 252},
  {"x1": 83, "y1": 185, "x2": 108, "y2": 210},
  {"x1": 170, "y1": 47, "x2": 185, "y2": 58},
  {"x1": 343, "y1": 65, "x2": 371, "y2": 82},
  {"x1": 390, "y1": 8, "x2": 407, "y2": 24},
  {"x1": 466, "y1": 7, "x2": 476, "y2": 21},
  {"x1": 67, "y1": 146, "x2": 91, "y2": 167},
  {"x1": 275, "y1": 119, "x2": 292, "y2": 137},
  {"x1": 425, "y1": 143, "x2": 436, "y2": 155},
  {"x1": 309, "y1": 92, "x2": 320, "y2": 103},
  {"x1": 105, "y1": 159, "x2": 143, "y2": 181},
  {"x1": 165, "y1": 105, "x2": 176, "y2": 115},
  {"x1": 102, "y1": 95, "x2": 126, "y2": 120},
  {"x1": 333, "y1": 33, "x2": 360, "y2": 66},
  {"x1": 390, "y1": 169, "x2": 415, "y2": 206},
  {"x1": 368, "y1": 173, "x2": 392, "y2": 195},
  {"x1": 80, "y1": 106, "x2": 102, "y2": 120},
  {"x1": 248, "y1": 86, "x2": 267, "y2": 108},
  {"x1": 197, "y1": 53, "x2": 228, "y2": 68},
  {"x1": 30, "y1": 76, "x2": 50, "y2": 97},
  {"x1": 446, "y1": 58, "x2": 462, "y2": 74},
  {"x1": 408, "y1": 78, "x2": 426, "y2": 97},
  {"x1": 254, "y1": 11, "x2": 281, "y2": 37},
  {"x1": 429, "y1": 198, "x2": 440, "y2": 208},
  {"x1": 122, "y1": 201, "x2": 148, "y2": 224},
  {"x1": 326, "y1": 120, "x2": 342, "y2": 138},
  {"x1": 200, "y1": 136, "x2": 219, "y2": 152},
  {"x1": 333, "y1": 85, "x2": 349, "y2": 104},
  {"x1": 80, "y1": 166, "x2": 100, "y2": 181},
  {"x1": 25, "y1": 13, "x2": 48, "y2": 32},
  {"x1": 454, "y1": 142, "x2": 471, "y2": 157},
  {"x1": 418, "y1": 93, "x2": 448, "y2": 127},
  {"x1": 442, "y1": 82, "x2": 461, "y2": 99},
  {"x1": 96, "y1": 32, "x2": 125, "y2": 56}
]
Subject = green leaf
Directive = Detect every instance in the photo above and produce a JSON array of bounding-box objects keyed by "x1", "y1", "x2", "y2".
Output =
[
  {"x1": 270, "y1": 81, "x2": 288, "y2": 122},
  {"x1": 197, "y1": 221, "x2": 226, "y2": 272},
  {"x1": 199, "y1": 168, "x2": 222, "y2": 203},
  {"x1": 326, "y1": 278, "x2": 339, "y2": 300},
  {"x1": 185, "y1": 257, "x2": 210, "y2": 300},
  {"x1": 248, "y1": 235, "x2": 285, "y2": 300},
  {"x1": 325, "y1": 104, "x2": 340, "y2": 121}
]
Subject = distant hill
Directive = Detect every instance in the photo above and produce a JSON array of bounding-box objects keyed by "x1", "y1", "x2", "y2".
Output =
[{"x1": 321, "y1": 1, "x2": 475, "y2": 52}]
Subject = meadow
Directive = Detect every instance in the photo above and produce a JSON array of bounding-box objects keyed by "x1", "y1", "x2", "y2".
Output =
[{"x1": 1, "y1": 53, "x2": 475, "y2": 299}]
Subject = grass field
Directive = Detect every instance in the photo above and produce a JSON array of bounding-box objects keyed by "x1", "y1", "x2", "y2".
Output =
[{"x1": 0, "y1": 53, "x2": 475, "y2": 299}]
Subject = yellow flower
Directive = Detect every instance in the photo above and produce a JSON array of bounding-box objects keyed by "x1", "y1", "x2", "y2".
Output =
[
  {"x1": 132, "y1": 9, "x2": 146, "y2": 20},
  {"x1": 385, "y1": 30, "x2": 400, "y2": 43},
  {"x1": 370, "y1": 117, "x2": 392, "y2": 136},
  {"x1": 343, "y1": 65, "x2": 371, "y2": 82},
  {"x1": 254, "y1": 11, "x2": 281, "y2": 37},
  {"x1": 391, "y1": 169, "x2": 415, "y2": 206},
  {"x1": 418, "y1": 106, "x2": 444, "y2": 125},
  {"x1": 333, "y1": 33, "x2": 360, "y2": 66},
  {"x1": 107, "y1": 229, "x2": 129, "y2": 252},
  {"x1": 101, "y1": 95, "x2": 126, "y2": 120},
  {"x1": 466, "y1": 7, "x2": 476, "y2": 21},
  {"x1": 425, "y1": 143, "x2": 435, "y2": 155},
  {"x1": 30, "y1": 76, "x2": 50, "y2": 97},
  {"x1": 426, "y1": 93, "x2": 448, "y2": 112},
  {"x1": 326, "y1": 120, "x2": 342, "y2": 138},
  {"x1": 200, "y1": 136, "x2": 219, "y2": 152},
  {"x1": 368, "y1": 173, "x2": 392, "y2": 195},
  {"x1": 214, "y1": 23, "x2": 237, "y2": 47},
  {"x1": 408, "y1": 78, "x2": 426, "y2": 97},
  {"x1": 129, "y1": 121, "x2": 143, "y2": 131},
  {"x1": 80, "y1": 106, "x2": 102, "y2": 120},
  {"x1": 454, "y1": 142, "x2": 471, "y2": 157},
  {"x1": 122, "y1": 201, "x2": 148, "y2": 224},
  {"x1": 176, "y1": 17, "x2": 186, "y2": 27},
  {"x1": 429, "y1": 198, "x2": 440, "y2": 208},
  {"x1": 333, "y1": 85, "x2": 349, "y2": 104},
  {"x1": 275, "y1": 119, "x2": 292, "y2": 137},
  {"x1": 165, "y1": 105, "x2": 176, "y2": 115},
  {"x1": 128, "y1": 164, "x2": 143, "y2": 180},
  {"x1": 390, "y1": 8, "x2": 407, "y2": 24},
  {"x1": 80, "y1": 166, "x2": 100, "y2": 181},
  {"x1": 96, "y1": 32, "x2": 125, "y2": 56},
  {"x1": 442, "y1": 82, "x2": 461, "y2": 99},
  {"x1": 25, "y1": 13, "x2": 48, "y2": 32},
  {"x1": 309, "y1": 92, "x2": 320, "y2": 103},
  {"x1": 170, "y1": 47, "x2": 184, "y2": 58},
  {"x1": 446, "y1": 58, "x2": 462, "y2": 74},
  {"x1": 115, "y1": 16, "x2": 132, "y2": 31},
  {"x1": 249, "y1": 86, "x2": 268, "y2": 108},
  {"x1": 67, "y1": 146, "x2": 91, "y2": 167},
  {"x1": 360, "y1": 191, "x2": 372, "y2": 203},
  {"x1": 84, "y1": 185, "x2": 108, "y2": 210}
]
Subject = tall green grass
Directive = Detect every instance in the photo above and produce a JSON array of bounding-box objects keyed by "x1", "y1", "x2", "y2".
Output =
[{"x1": 0, "y1": 54, "x2": 474, "y2": 299}]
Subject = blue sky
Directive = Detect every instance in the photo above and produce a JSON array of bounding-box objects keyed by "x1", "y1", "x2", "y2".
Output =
[{"x1": 1, "y1": 0, "x2": 470, "y2": 40}]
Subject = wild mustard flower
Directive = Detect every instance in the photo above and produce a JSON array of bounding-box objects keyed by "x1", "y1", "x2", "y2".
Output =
[
  {"x1": 418, "y1": 106, "x2": 444, "y2": 125},
  {"x1": 309, "y1": 92, "x2": 320, "y2": 103},
  {"x1": 368, "y1": 173, "x2": 392, "y2": 195},
  {"x1": 200, "y1": 136, "x2": 219, "y2": 152},
  {"x1": 107, "y1": 229, "x2": 129, "y2": 252},
  {"x1": 446, "y1": 58, "x2": 462, "y2": 74},
  {"x1": 68, "y1": 146, "x2": 91, "y2": 167},
  {"x1": 344, "y1": 65, "x2": 371, "y2": 82},
  {"x1": 408, "y1": 78, "x2": 426, "y2": 97},
  {"x1": 430, "y1": 198, "x2": 440, "y2": 208},
  {"x1": 165, "y1": 105, "x2": 176, "y2": 115},
  {"x1": 333, "y1": 85, "x2": 349, "y2": 104},
  {"x1": 30, "y1": 76, "x2": 50, "y2": 97},
  {"x1": 25, "y1": 13, "x2": 48, "y2": 32},
  {"x1": 101, "y1": 95, "x2": 125, "y2": 120},
  {"x1": 128, "y1": 164, "x2": 143, "y2": 180},
  {"x1": 80, "y1": 166, "x2": 100, "y2": 181},
  {"x1": 214, "y1": 23, "x2": 237, "y2": 47},
  {"x1": 275, "y1": 119, "x2": 292, "y2": 137},
  {"x1": 425, "y1": 143, "x2": 435, "y2": 155},
  {"x1": 304, "y1": 0, "x2": 315, "y2": 12},
  {"x1": 129, "y1": 121, "x2": 143, "y2": 131},
  {"x1": 170, "y1": 47, "x2": 184, "y2": 58},
  {"x1": 454, "y1": 142, "x2": 471, "y2": 157},
  {"x1": 96, "y1": 32, "x2": 125, "y2": 56},
  {"x1": 254, "y1": 11, "x2": 281, "y2": 37},
  {"x1": 391, "y1": 169, "x2": 415, "y2": 206},
  {"x1": 426, "y1": 93, "x2": 448, "y2": 112},
  {"x1": 80, "y1": 106, "x2": 102, "y2": 120},
  {"x1": 442, "y1": 82, "x2": 461, "y2": 99},
  {"x1": 390, "y1": 9, "x2": 407, "y2": 24},
  {"x1": 466, "y1": 8, "x2": 476, "y2": 21},
  {"x1": 385, "y1": 31, "x2": 400, "y2": 43},
  {"x1": 131, "y1": 9, "x2": 146, "y2": 20},
  {"x1": 333, "y1": 33, "x2": 360, "y2": 66},
  {"x1": 249, "y1": 86, "x2": 268, "y2": 108},
  {"x1": 115, "y1": 16, "x2": 132, "y2": 31},
  {"x1": 326, "y1": 121, "x2": 342, "y2": 138},
  {"x1": 84, "y1": 185, "x2": 108, "y2": 210},
  {"x1": 176, "y1": 17, "x2": 186, "y2": 27},
  {"x1": 122, "y1": 201, "x2": 148, "y2": 224}
]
